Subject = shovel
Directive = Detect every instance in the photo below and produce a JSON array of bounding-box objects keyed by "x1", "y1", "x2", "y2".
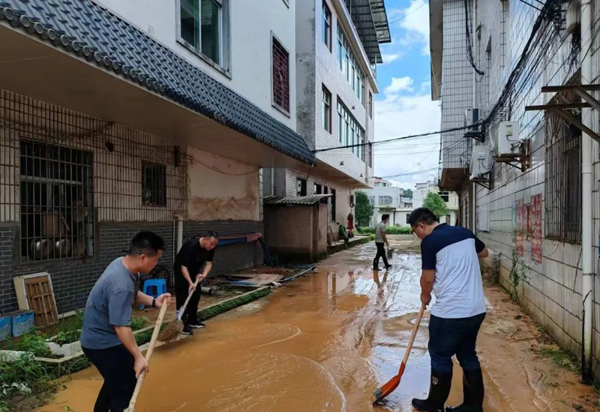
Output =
[
  {"x1": 126, "y1": 302, "x2": 169, "y2": 411},
  {"x1": 373, "y1": 303, "x2": 425, "y2": 404}
]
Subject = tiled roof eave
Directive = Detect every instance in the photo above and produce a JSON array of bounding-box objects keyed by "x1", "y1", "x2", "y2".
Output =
[{"x1": 0, "y1": 2, "x2": 315, "y2": 166}]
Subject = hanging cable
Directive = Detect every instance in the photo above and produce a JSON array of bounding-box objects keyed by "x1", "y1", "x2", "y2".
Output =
[{"x1": 464, "y1": 0, "x2": 485, "y2": 76}]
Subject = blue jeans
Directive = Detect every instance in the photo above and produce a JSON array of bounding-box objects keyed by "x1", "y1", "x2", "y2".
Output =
[{"x1": 428, "y1": 313, "x2": 486, "y2": 374}]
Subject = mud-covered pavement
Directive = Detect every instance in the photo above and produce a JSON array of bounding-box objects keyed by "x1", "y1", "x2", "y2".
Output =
[{"x1": 38, "y1": 236, "x2": 598, "y2": 412}]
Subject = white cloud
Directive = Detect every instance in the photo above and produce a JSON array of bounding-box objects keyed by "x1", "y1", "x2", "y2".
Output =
[
  {"x1": 381, "y1": 53, "x2": 402, "y2": 64},
  {"x1": 374, "y1": 76, "x2": 441, "y2": 188},
  {"x1": 384, "y1": 76, "x2": 414, "y2": 94},
  {"x1": 390, "y1": 0, "x2": 430, "y2": 56}
]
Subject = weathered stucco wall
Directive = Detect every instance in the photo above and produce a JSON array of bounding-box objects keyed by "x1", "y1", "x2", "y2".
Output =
[{"x1": 187, "y1": 147, "x2": 259, "y2": 221}]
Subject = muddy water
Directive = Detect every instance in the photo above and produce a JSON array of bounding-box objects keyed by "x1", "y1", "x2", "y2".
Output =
[{"x1": 38, "y1": 239, "x2": 598, "y2": 412}]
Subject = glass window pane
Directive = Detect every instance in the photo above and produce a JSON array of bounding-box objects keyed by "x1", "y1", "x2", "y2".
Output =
[
  {"x1": 181, "y1": 0, "x2": 199, "y2": 49},
  {"x1": 201, "y1": 0, "x2": 220, "y2": 64}
]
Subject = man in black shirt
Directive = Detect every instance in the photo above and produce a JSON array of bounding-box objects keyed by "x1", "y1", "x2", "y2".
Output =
[{"x1": 173, "y1": 231, "x2": 219, "y2": 335}]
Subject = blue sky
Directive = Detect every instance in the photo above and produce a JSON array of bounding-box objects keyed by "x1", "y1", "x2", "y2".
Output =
[{"x1": 373, "y1": 0, "x2": 441, "y2": 189}]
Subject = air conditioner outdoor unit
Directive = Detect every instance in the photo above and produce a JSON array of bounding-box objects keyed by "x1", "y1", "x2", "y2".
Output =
[
  {"x1": 464, "y1": 108, "x2": 480, "y2": 129},
  {"x1": 496, "y1": 121, "x2": 520, "y2": 156},
  {"x1": 470, "y1": 144, "x2": 493, "y2": 180}
]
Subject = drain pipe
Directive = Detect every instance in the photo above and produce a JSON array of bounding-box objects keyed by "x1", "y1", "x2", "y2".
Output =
[
  {"x1": 175, "y1": 214, "x2": 184, "y2": 255},
  {"x1": 580, "y1": 0, "x2": 594, "y2": 383}
]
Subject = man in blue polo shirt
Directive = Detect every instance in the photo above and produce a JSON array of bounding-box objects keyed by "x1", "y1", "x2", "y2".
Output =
[{"x1": 408, "y1": 208, "x2": 488, "y2": 412}]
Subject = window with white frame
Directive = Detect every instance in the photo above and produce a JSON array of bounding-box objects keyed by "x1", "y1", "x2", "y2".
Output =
[
  {"x1": 368, "y1": 196, "x2": 375, "y2": 205},
  {"x1": 337, "y1": 99, "x2": 365, "y2": 161},
  {"x1": 337, "y1": 24, "x2": 365, "y2": 104},
  {"x1": 178, "y1": 0, "x2": 229, "y2": 69},
  {"x1": 272, "y1": 36, "x2": 290, "y2": 114}
]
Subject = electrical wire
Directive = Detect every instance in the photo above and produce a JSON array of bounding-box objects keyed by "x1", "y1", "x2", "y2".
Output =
[
  {"x1": 464, "y1": 0, "x2": 485, "y2": 76},
  {"x1": 388, "y1": 0, "x2": 429, "y2": 25}
]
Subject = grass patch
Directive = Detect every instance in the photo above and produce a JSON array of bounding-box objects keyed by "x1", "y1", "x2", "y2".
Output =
[
  {"x1": 538, "y1": 346, "x2": 579, "y2": 371},
  {"x1": 0, "y1": 354, "x2": 56, "y2": 412},
  {"x1": 198, "y1": 287, "x2": 271, "y2": 321},
  {"x1": 130, "y1": 316, "x2": 148, "y2": 332}
]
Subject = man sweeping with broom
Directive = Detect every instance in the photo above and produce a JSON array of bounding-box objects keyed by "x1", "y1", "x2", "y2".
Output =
[
  {"x1": 172, "y1": 231, "x2": 219, "y2": 336},
  {"x1": 80, "y1": 231, "x2": 171, "y2": 412},
  {"x1": 408, "y1": 208, "x2": 488, "y2": 412}
]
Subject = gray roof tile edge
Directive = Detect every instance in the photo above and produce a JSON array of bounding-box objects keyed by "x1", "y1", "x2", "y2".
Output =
[{"x1": 0, "y1": 1, "x2": 315, "y2": 165}]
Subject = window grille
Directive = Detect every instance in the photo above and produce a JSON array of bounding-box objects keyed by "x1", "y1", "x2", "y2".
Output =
[
  {"x1": 545, "y1": 93, "x2": 582, "y2": 244},
  {"x1": 272, "y1": 37, "x2": 290, "y2": 113}
]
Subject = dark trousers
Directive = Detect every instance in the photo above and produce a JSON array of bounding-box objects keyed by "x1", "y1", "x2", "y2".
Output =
[
  {"x1": 428, "y1": 313, "x2": 486, "y2": 374},
  {"x1": 175, "y1": 274, "x2": 202, "y2": 326},
  {"x1": 373, "y1": 242, "x2": 389, "y2": 268},
  {"x1": 82, "y1": 344, "x2": 136, "y2": 412}
]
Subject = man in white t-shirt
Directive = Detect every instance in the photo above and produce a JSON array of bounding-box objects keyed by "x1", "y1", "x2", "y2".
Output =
[{"x1": 408, "y1": 208, "x2": 488, "y2": 412}]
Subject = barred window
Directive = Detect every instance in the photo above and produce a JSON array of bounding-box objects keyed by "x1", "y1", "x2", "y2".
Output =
[
  {"x1": 20, "y1": 140, "x2": 94, "y2": 262},
  {"x1": 272, "y1": 37, "x2": 290, "y2": 114},
  {"x1": 545, "y1": 109, "x2": 582, "y2": 243},
  {"x1": 142, "y1": 162, "x2": 167, "y2": 207}
]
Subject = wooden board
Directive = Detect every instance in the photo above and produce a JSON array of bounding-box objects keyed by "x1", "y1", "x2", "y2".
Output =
[{"x1": 24, "y1": 276, "x2": 58, "y2": 327}]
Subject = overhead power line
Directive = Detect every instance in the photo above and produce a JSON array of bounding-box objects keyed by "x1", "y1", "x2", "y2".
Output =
[{"x1": 313, "y1": 123, "x2": 480, "y2": 153}]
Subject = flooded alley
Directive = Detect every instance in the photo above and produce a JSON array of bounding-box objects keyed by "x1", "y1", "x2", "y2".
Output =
[{"x1": 37, "y1": 238, "x2": 598, "y2": 412}]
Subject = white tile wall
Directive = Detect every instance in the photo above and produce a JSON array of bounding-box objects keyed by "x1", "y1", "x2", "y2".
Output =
[{"x1": 439, "y1": 0, "x2": 600, "y2": 374}]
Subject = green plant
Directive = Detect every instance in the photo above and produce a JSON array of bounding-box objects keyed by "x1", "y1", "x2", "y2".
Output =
[
  {"x1": 0, "y1": 354, "x2": 56, "y2": 412},
  {"x1": 358, "y1": 226, "x2": 413, "y2": 235},
  {"x1": 53, "y1": 330, "x2": 81, "y2": 346},
  {"x1": 538, "y1": 346, "x2": 579, "y2": 371},
  {"x1": 509, "y1": 249, "x2": 528, "y2": 302},
  {"x1": 355, "y1": 191, "x2": 374, "y2": 227},
  {"x1": 10, "y1": 331, "x2": 51, "y2": 358},
  {"x1": 422, "y1": 192, "x2": 449, "y2": 219},
  {"x1": 130, "y1": 316, "x2": 148, "y2": 331}
]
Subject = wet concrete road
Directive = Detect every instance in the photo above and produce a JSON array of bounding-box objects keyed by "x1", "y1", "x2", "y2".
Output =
[{"x1": 38, "y1": 238, "x2": 598, "y2": 412}]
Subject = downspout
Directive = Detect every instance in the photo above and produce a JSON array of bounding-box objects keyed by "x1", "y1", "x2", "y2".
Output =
[
  {"x1": 175, "y1": 214, "x2": 184, "y2": 255},
  {"x1": 580, "y1": 0, "x2": 594, "y2": 383},
  {"x1": 471, "y1": 0, "x2": 478, "y2": 231}
]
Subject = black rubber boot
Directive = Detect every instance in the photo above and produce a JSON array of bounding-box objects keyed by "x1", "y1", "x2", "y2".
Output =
[
  {"x1": 412, "y1": 370, "x2": 452, "y2": 412},
  {"x1": 446, "y1": 368, "x2": 484, "y2": 412}
]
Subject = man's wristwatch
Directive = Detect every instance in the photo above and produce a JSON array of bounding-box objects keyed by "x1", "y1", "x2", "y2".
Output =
[{"x1": 152, "y1": 297, "x2": 156, "y2": 308}]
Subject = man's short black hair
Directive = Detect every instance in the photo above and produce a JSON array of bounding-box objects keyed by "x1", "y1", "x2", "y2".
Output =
[
  {"x1": 382, "y1": 214, "x2": 390, "y2": 221},
  {"x1": 205, "y1": 230, "x2": 219, "y2": 239},
  {"x1": 408, "y1": 208, "x2": 439, "y2": 227},
  {"x1": 129, "y1": 231, "x2": 165, "y2": 256}
]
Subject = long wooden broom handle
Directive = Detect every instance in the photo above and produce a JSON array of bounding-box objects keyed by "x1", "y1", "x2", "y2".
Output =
[
  {"x1": 399, "y1": 303, "x2": 425, "y2": 372},
  {"x1": 177, "y1": 275, "x2": 203, "y2": 320},
  {"x1": 127, "y1": 302, "x2": 169, "y2": 411}
]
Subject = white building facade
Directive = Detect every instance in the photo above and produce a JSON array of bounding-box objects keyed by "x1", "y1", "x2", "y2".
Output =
[
  {"x1": 413, "y1": 180, "x2": 459, "y2": 226},
  {"x1": 263, "y1": 0, "x2": 390, "y2": 229},
  {"x1": 360, "y1": 178, "x2": 413, "y2": 227},
  {"x1": 430, "y1": 0, "x2": 600, "y2": 378},
  {"x1": 0, "y1": 1, "x2": 314, "y2": 314}
]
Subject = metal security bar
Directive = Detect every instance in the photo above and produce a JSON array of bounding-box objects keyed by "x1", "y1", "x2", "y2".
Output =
[
  {"x1": 0, "y1": 89, "x2": 187, "y2": 262},
  {"x1": 545, "y1": 104, "x2": 582, "y2": 244},
  {"x1": 20, "y1": 139, "x2": 94, "y2": 261}
]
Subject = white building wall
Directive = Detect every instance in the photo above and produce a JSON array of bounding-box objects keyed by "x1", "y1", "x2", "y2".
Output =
[
  {"x1": 458, "y1": 0, "x2": 600, "y2": 375},
  {"x1": 440, "y1": 0, "x2": 474, "y2": 170},
  {"x1": 295, "y1": 0, "x2": 375, "y2": 185},
  {"x1": 94, "y1": 0, "x2": 297, "y2": 131}
]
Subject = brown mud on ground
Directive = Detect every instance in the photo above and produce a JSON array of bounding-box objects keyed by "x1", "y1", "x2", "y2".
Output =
[{"x1": 36, "y1": 236, "x2": 598, "y2": 412}]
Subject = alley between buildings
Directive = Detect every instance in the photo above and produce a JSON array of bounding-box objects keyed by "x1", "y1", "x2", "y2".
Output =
[{"x1": 36, "y1": 237, "x2": 598, "y2": 412}]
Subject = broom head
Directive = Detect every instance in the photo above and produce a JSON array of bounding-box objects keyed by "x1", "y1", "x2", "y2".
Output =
[{"x1": 158, "y1": 319, "x2": 183, "y2": 342}]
